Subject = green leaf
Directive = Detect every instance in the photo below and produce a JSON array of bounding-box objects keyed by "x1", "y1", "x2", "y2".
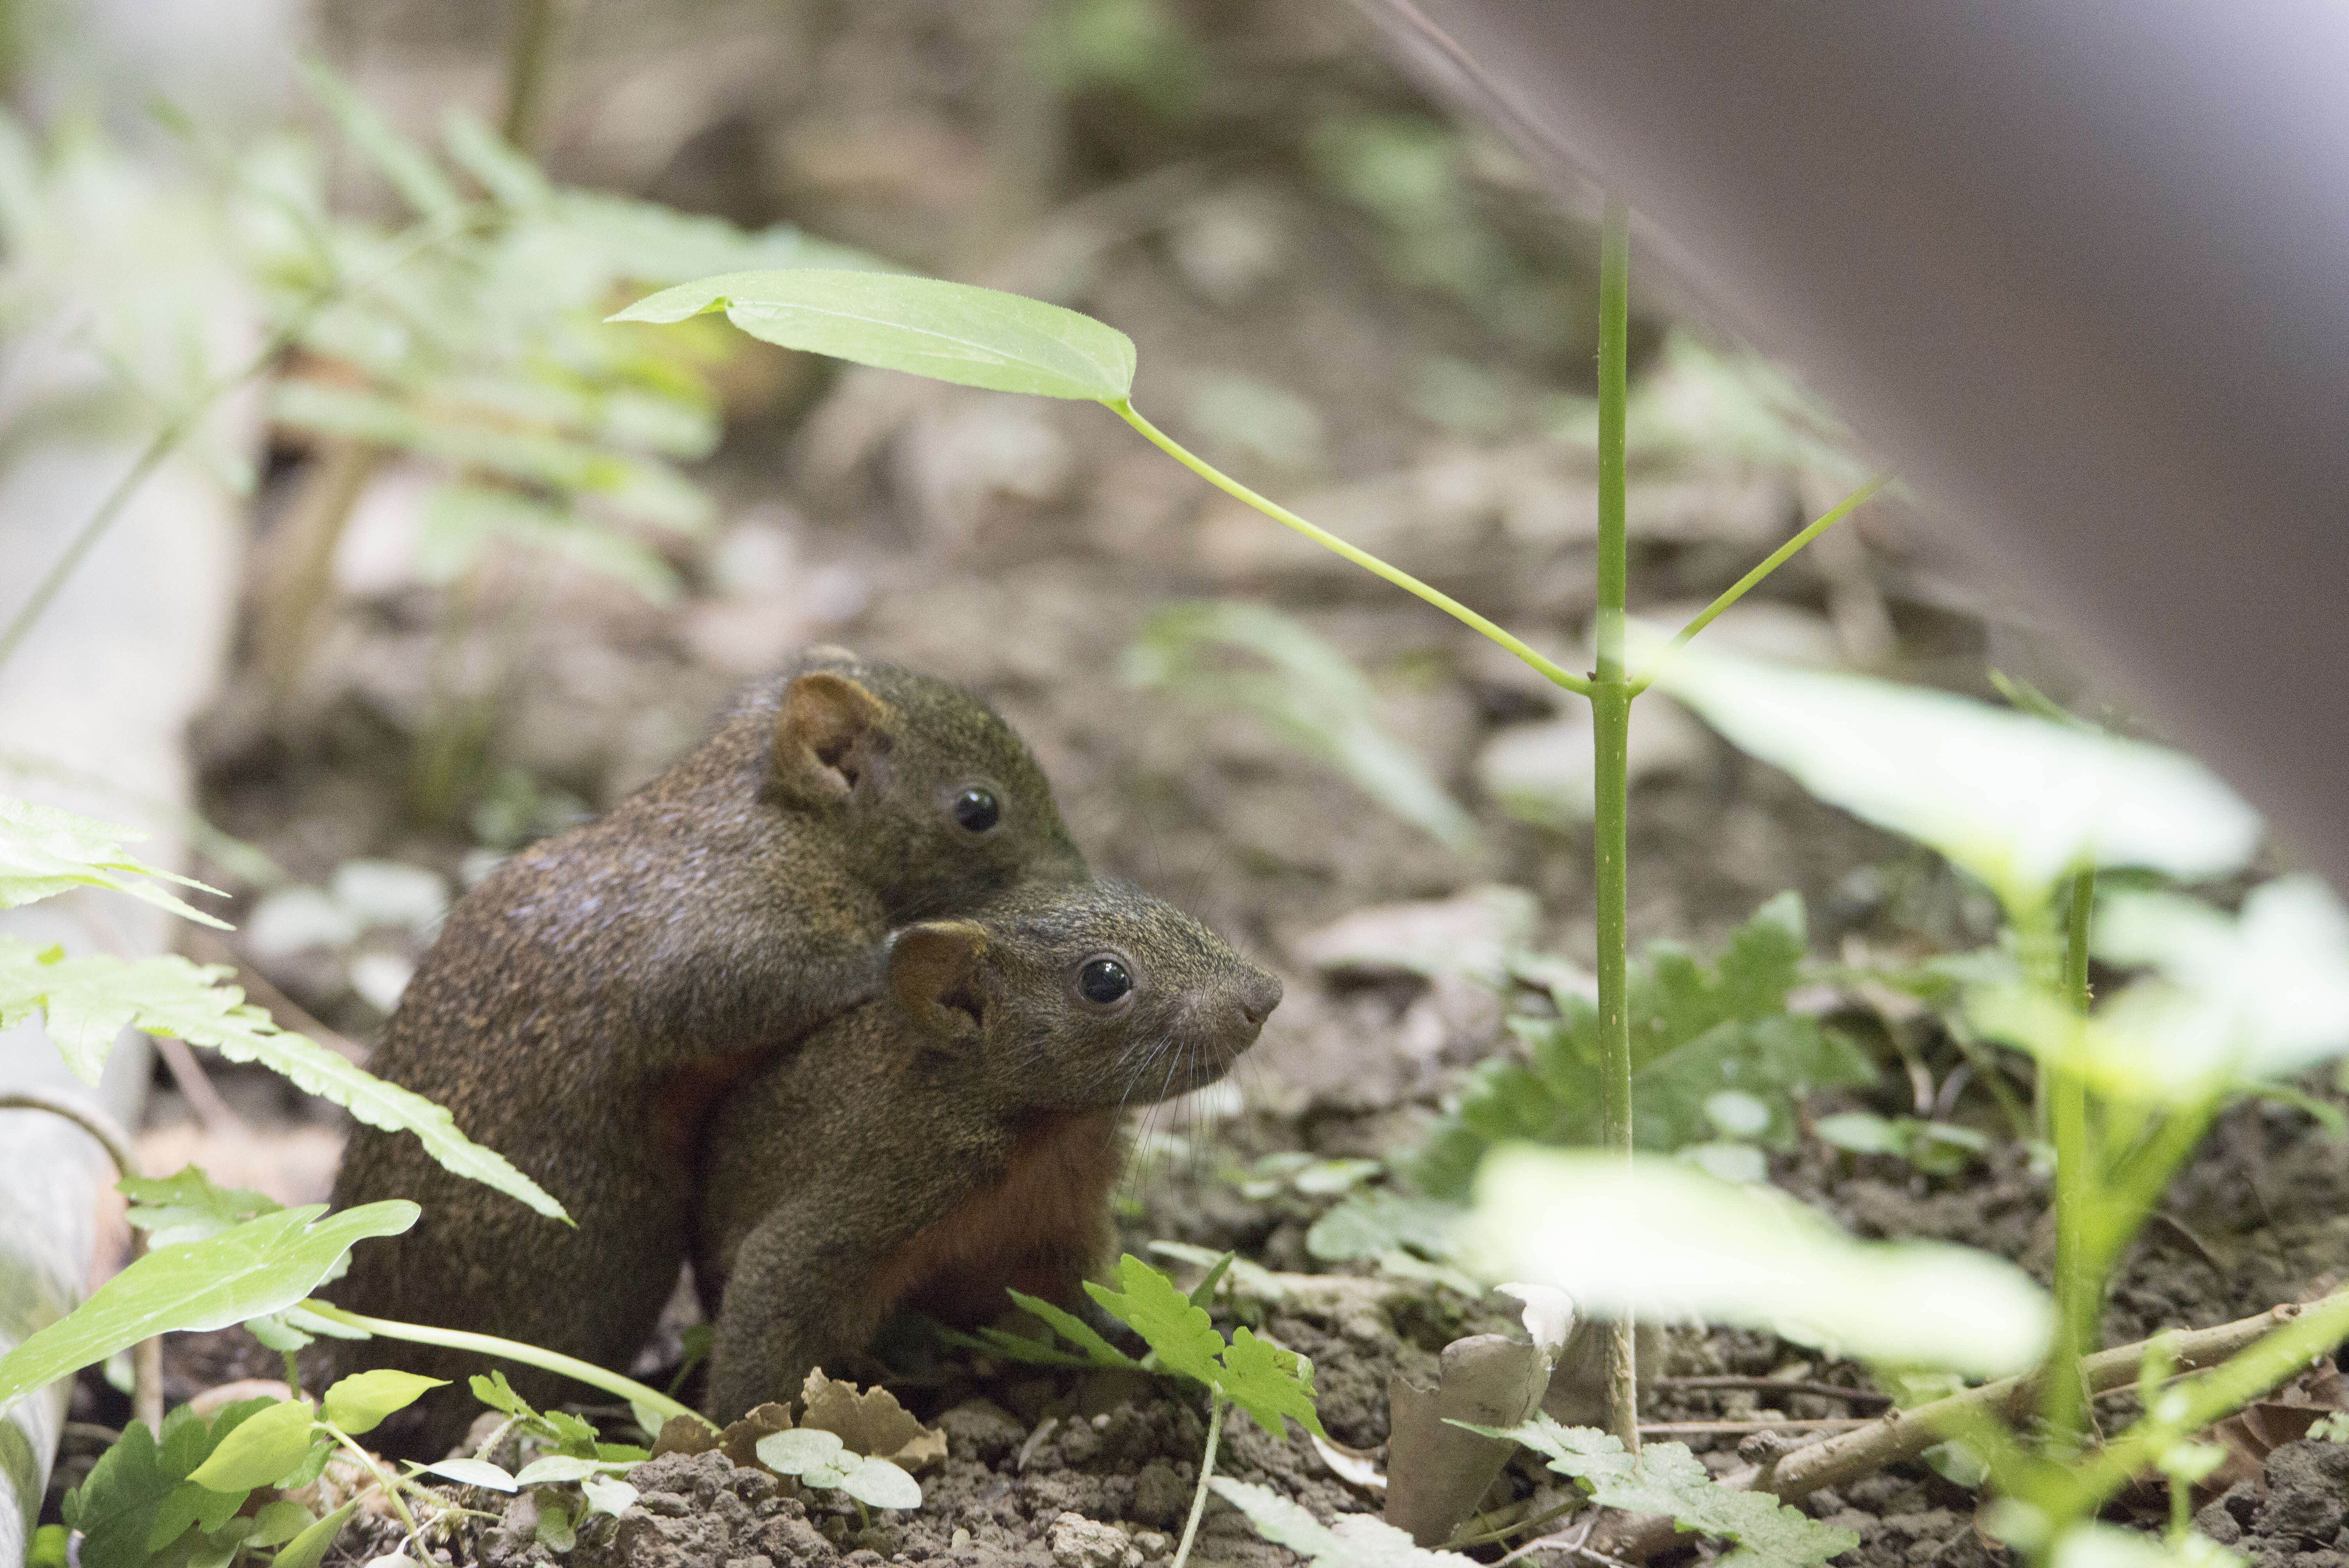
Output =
[
  {"x1": 270, "y1": 1500, "x2": 358, "y2": 1568},
  {"x1": 1305, "y1": 1188, "x2": 1464, "y2": 1265},
  {"x1": 0, "y1": 795, "x2": 226, "y2": 925},
  {"x1": 1412, "y1": 893, "x2": 1871, "y2": 1199},
  {"x1": 1584, "y1": 1441, "x2": 1857, "y2": 1568},
  {"x1": 609, "y1": 269, "x2": 1136, "y2": 402},
  {"x1": 1219, "y1": 1327, "x2": 1327, "y2": 1439},
  {"x1": 0, "y1": 1201, "x2": 417, "y2": 1415},
  {"x1": 756, "y1": 1428, "x2": 842, "y2": 1472},
  {"x1": 513, "y1": 1454, "x2": 631, "y2": 1486},
  {"x1": 1085, "y1": 1254, "x2": 1225, "y2": 1386},
  {"x1": 0, "y1": 938, "x2": 566, "y2": 1221},
  {"x1": 469, "y1": 1369, "x2": 539, "y2": 1420},
  {"x1": 839, "y1": 1456, "x2": 923, "y2": 1510},
  {"x1": 121, "y1": 1166, "x2": 283, "y2": 1246},
  {"x1": 1468, "y1": 1149, "x2": 2051, "y2": 1377},
  {"x1": 300, "y1": 61, "x2": 460, "y2": 218},
  {"x1": 29, "y1": 1524, "x2": 68, "y2": 1568},
  {"x1": 421, "y1": 484, "x2": 678, "y2": 604},
  {"x1": 322, "y1": 1369, "x2": 448, "y2": 1435},
  {"x1": 1207, "y1": 1477, "x2": 1477, "y2": 1568},
  {"x1": 424, "y1": 1457, "x2": 519, "y2": 1491},
  {"x1": 1003, "y1": 1288, "x2": 1141, "y2": 1369},
  {"x1": 535, "y1": 1492, "x2": 577, "y2": 1552},
  {"x1": 1127, "y1": 602, "x2": 1476, "y2": 850},
  {"x1": 1186, "y1": 1250, "x2": 1237, "y2": 1308},
  {"x1": 1642, "y1": 629, "x2": 2262, "y2": 912},
  {"x1": 580, "y1": 1473, "x2": 639, "y2": 1519},
  {"x1": 1465, "y1": 1413, "x2": 1635, "y2": 1485},
  {"x1": 187, "y1": 1399, "x2": 316, "y2": 1492}
]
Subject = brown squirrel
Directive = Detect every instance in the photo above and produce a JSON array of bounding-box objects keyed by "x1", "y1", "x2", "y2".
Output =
[
  {"x1": 693, "y1": 879, "x2": 1281, "y2": 1421},
  {"x1": 327, "y1": 649, "x2": 1087, "y2": 1454}
]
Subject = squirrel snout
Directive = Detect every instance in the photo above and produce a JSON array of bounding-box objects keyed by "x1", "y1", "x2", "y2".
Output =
[{"x1": 1235, "y1": 969, "x2": 1283, "y2": 1030}]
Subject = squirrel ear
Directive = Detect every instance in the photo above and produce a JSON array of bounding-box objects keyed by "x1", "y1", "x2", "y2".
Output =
[
  {"x1": 888, "y1": 922, "x2": 990, "y2": 1044},
  {"x1": 770, "y1": 672, "x2": 892, "y2": 807}
]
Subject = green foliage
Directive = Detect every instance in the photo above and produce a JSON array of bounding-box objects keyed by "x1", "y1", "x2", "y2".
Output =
[
  {"x1": 1643, "y1": 630, "x2": 2262, "y2": 913},
  {"x1": 1126, "y1": 601, "x2": 1477, "y2": 850},
  {"x1": 1476, "y1": 1415, "x2": 1859, "y2": 1568},
  {"x1": 1468, "y1": 1149, "x2": 2051, "y2": 1377},
  {"x1": 1086, "y1": 1254, "x2": 1326, "y2": 1438},
  {"x1": 0, "y1": 1202, "x2": 416, "y2": 1413},
  {"x1": 321, "y1": 1369, "x2": 447, "y2": 1436},
  {"x1": 120, "y1": 1167, "x2": 282, "y2": 1245},
  {"x1": 0, "y1": 935, "x2": 564, "y2": 1219},
  {"x1": 1813, "y1": 1112, "x2": 1990, "y2": 1176},
  {"x1": 63, "y1": 1398, "x2": 342, "y2": 1568},
  {"x1": 1209, "y1": 1477, "x2": 1477, "y2": 1568},
  {"x1": 0, "y1": 797, "x2": 226, "y2": 925},
  {"x1": 754, "y1": 1429, "x2": 922, "y2": 1511},
  {"x1": 1413, "y1": 894, "x2": 1873, "y2": 1198},
  {"x1": 611, "y1": 268, "x2": 1136, "y2": 402}
]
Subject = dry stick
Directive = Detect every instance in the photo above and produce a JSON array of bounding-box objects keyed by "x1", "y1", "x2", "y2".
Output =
[
  {"x1": 0, "y1": 1089, "x2": 159, "y2": 1431},
  {"x1": 1639, "y1": 1419, "x2": 1875, "y2": 1436},
  {"x1": 1595, "y1": 1292, "x2": 2349, "y2": 1561},
  {"x1": 1652, "y1": 1376, "x2": 1893, "y2": 1408},
  {"x1": 149, "y1": 1035, "x2": 246, "y2": 1134},
  {"x1": 254, "y1": 439, "x2": 383, "y2": 707}
]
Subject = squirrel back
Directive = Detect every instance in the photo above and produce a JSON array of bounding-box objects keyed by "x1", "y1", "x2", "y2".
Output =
[
  {"x1": 695, "y1": 878, "x2": 1281, "y2": 1420},
  {"x1": 327, "y1": 649, "x2": 1087, "y2": 1455}
]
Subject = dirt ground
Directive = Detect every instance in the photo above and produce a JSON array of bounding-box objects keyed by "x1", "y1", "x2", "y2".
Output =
[{"x1": 35, "y1": 1, "x2": 2349, "y2": 1563}]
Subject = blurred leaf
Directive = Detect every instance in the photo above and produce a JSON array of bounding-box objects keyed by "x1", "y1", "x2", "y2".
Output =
[
  {"x1": 1305, "y1": 1188, "x2": 1463, "y2": 1264},
  {"x1": 0, "y1": 796, "x2": 226, "y2": 926},
  {"x1": 1209, "y1": 1477, "x2": 1476, "y2": 1568},
  {"x1": 610, "y1": 269, "x2": 1135, "y2": 402},
  {"x1": 0, "y1": 938, "x2": 565, "y2": 1219},
  {"x1": 422, "y1": 485, "x2": 678, "y2": 603},
  {"x1": 1468, "y1": 1149, "x2": 2051, "y2": 1376},
  {"x1": 299, "y1": 62, "x2": 461, "y2": 218},
  {"x1": 1128, "y1": 601, "x2": 1477, "y2": 850},
  {"x1": 121, "y1": 1166, "x2": 283, "y2": 1247},
  {"x1": 0, "y1": 1204, "x2": 417, "y2": 1414},
  {"x1": 271, "y1": 1500, "x2": 358, "y2": 1568},
  {"x1": 1646, "y1": 631, "x2": 2261, "y2": 912},
  {"x1": 1003, "y1": 1289, "x2": 1141, "y2": 1369},
  {"x1": 1412, "y1": 894, "x2": 1871, "y2": 1198}
]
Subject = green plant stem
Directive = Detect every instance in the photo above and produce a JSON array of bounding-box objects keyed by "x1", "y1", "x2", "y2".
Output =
[
  {"x1": 320, "y1": 1416, "x2": 424, "y2": 1545},
  {"x1": 500, "y1": 0, "x2": 573, "y2": 153},
  {"x1": 298, "y1": 1301, "x2": 715, "y2": 1431},
  {"x1": 1590, "y1": 190, "x2": 1641, "y2": 1456},
  {"x1": 0, "y1": 203, "x2": 486, "y2": 681},
  {"x1": 2040, "y1": 863, "x2": 2102, "y2": 1451},
  {"x1": 1105, "y1": 399, "x2": 1592, "y2": 698},
  {"x1": 2063, "y1": 864, "x2": 2096, "y2": 1016},
  {"x1": 1625, "y1": 474, "x2": 1890, "y2": 695},
  {"x1": 1169, "y1": 1394, "x2": 1225, "y2": 1568}
]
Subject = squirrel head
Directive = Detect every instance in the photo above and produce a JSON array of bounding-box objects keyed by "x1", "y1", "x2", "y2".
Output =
[
  {"x1": 763, "y1": 649, "x2": 1088, "y2": 915},
  {"x1": 884, "y1": 881, "x2": 1281, "y2": 1110}
]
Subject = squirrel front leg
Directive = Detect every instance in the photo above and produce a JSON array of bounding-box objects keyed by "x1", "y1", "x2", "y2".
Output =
[{"x1": 706, "y1": 1201, "x2": 895, "y2": 1422}]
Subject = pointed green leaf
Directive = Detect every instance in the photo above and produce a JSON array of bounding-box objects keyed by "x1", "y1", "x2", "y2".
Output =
[
  {"x1": 269, "y1": 1500, "x2": 357, "y2": 1568},
  {"x1": 424, "y1": 1457, "x2": 519, "y2": 1491},
  {"x1": 322, "y1": 1369, "x2": 448, "y2": 1435},
  {"x1": 0, "y1": 938, "x2": 565, "y2": 1220},
  {"x1": 1084, "y1": 1254, "x2": 1224, "y2": 1386},
  {"x1": 0, "y1": 1202, "x2": 417, "y2": 1415},
  {"x1": 1217, "y1": 1327, "x2": 1326, "y2": 1438},
  {"x1": 609, "y1": 269, "x2": 1135, "y2": 401},
  {"x1": 1004, "y1": 1288, "x2": 1141, "y2": 1369},
  {"x1": 0, "y1": 795, "x2": 226, "y2": 925},
  {"x1": 1185, "y1": 1250, "x2": 1237, "y2": 1308},
  {"x1": 186, "y1": 1400, "x2": 316, "y2": 1492}
]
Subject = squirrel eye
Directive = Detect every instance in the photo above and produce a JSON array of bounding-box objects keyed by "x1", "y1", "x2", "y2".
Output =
[
  {"x1": 951, "y1": 786, "x2": 1001, "y2": 834},
  {"x1": 1078, "y1": 957, "x2": 1132, "y2": 1006}
]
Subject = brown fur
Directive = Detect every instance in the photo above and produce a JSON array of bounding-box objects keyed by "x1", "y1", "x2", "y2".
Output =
[
  {"x1": 694, "y1": 881, "x2": 1280, "y2": 1421},
  {"x1": 325, "y1": 650, "x2": 1086, "y2": 1457}
]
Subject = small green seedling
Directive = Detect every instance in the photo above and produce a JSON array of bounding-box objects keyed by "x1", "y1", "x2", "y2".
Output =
[{"x1": 752, "y1": 1428, "x2": 922, "y2": 1525}]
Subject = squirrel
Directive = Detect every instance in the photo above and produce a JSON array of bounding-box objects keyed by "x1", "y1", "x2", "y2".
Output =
[
  {"x1": 326, "y1": 649, "x2": 1089, "y2": 1455},
  {"x1": 692, "y1": 878, "x2": 1281, "y2": 1422}
]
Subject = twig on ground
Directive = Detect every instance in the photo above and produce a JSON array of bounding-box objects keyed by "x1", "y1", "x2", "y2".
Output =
[
  {"x1": 1638, "y1": 1419, "x2": 1874, "y2": 1436},
  {"x1": 1594, "y1": 1291, "x2": 2349, "y2": 1561},
  {"x1": 1652, "y1": 1376, "x2": 1893, "y2": 1408}
]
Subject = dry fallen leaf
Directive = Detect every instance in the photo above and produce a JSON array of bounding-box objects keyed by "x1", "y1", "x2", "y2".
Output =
[{"x1": 800, "y1": 1370, "x2": 948, "y2": 1473}]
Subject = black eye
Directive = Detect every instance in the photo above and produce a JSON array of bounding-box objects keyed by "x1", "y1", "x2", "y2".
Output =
[
  {"x1": 1078, "y1": 957, "x2": 1132, "y2": 1005},
  {"x1": 952, "y1": 787, "x2": 1000, "y2": 833}
]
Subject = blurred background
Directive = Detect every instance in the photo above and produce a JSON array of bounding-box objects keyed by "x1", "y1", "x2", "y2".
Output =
[{"x1": 4, "y1": 0, "x2": 2078, "y2": 1381}]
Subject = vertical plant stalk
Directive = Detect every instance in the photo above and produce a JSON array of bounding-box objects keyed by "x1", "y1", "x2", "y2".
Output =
[
  {"x1": 1592, "y1": 191, "x2": 1639, "y2": 1453},
  {"x1": 1169, "y1": 1394, "x2": 1226, "y2": 1568},
  {"x1": 500, "y1": 0, "x2": 574, "y2": 154},
  {"x1": 2041, "y1": 864, "x2": 2102, "y2": 1451},
  {"x1": 255, "y1": 440, "x2": 383, "y2": 706}
]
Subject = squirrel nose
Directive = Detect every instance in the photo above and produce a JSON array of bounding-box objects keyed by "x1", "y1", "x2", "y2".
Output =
[{"x1": 1237, "y1": 971, "x2": 1283, "y2": 1028}]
